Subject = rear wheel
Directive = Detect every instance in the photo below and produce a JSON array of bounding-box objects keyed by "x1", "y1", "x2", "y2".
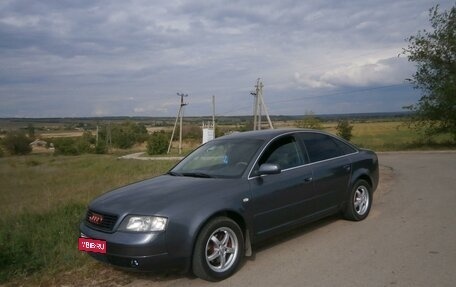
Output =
[
  {"x1": 192, "y1": 217, "x2": 244, "y2": 281},
  {"x1": 343, "y1": 180, "x2": 372, "y2": 221}
]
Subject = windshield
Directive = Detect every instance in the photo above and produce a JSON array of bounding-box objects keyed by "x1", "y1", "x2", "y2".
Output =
[{"x1": 170, "y1": 138, "x2": 264, "y2": 178}]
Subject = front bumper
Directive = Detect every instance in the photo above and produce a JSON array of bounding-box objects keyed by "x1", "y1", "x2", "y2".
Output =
[{"x1": 79, "y1": 223, "x2": 188, "y2": 272}]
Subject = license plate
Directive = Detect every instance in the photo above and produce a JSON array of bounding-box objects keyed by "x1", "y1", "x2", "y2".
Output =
[{"x1": 78, "y1": 237, "x2": 107, "y2": 254}]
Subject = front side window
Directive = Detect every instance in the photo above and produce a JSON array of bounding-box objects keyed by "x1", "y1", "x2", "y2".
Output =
[{"x1": 257, "y1": 136, "x2": 305, "y2": 170}]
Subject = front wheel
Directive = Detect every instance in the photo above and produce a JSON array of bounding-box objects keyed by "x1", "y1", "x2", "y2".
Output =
[
  {"x1": 192, "y1": 217, "x2": 244, "y2": 281},
  {"x1": 343, "y1": 180, "x2": 373, "y2": 221}
]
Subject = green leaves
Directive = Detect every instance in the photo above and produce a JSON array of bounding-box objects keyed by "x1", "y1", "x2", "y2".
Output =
[
  {"x1": 147, "y1": 130, "x2": 170, "y2": 155},
  {"x1": 336, "y1": 120, "x2": 354, "y2": 141},
  {"x1": 403, "y1": 4, "x2": 456, "y2": 140},
  {"x1": 1, "y1": 132, "x2": 32, "y2": 155}
]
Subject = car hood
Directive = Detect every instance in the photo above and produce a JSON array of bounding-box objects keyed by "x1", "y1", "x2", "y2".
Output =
[{"x1": 89, "y1": 175, "x2": 244, "y2": 217}]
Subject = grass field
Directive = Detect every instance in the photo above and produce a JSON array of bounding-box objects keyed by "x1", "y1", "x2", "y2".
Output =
[
  {"x1": 0, "y1": 154, "x2": 179, "y2": 285},
  {"x1": 0, "y1": 119, "x2": 455, "y2": 286},
  {"x1": 323, "y1": 121, "x2": 455, "y2": 151}
]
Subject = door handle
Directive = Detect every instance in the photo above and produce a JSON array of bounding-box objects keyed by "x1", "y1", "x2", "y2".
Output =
[
  {"x1": 304, "y1": 177, "x2": 313, "y2": 183},
  {"x1": 343, "y1": 165, "x2": 351, "y2": 171}
]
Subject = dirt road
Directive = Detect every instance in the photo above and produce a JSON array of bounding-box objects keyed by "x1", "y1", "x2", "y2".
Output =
[{"x1": 126, "y1": 152, "x2": 456, "y2": 287}]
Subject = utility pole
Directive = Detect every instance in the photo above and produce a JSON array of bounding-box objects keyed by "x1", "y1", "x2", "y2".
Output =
[
  {"x1": 106, "y1": 122, "x2": 112, "y2": 150},
  {"x1": 212, "y1": 95, "x2": 216, "y2": 136},
  {"x1": 250, "y1": 78, "x2": 273, "y2": 130},
  {"x1": 167, "y1": 93, "x2": 188, "y2": 154},
  {"x1": 96, "y1": 125, "x2": 99, "y2": 146}
]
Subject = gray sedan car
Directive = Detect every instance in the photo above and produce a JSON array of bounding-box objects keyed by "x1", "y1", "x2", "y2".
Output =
[{"x1": 79, "y1": 129, "x2": 379, "y2": 281}]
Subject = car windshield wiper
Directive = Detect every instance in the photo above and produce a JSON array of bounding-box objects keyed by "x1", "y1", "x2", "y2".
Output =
[
  {"x1": 166, "y1": 171, "x2": 181, "y2": 176},
  {"x1": 181, "y1": 172, "x2": 213, "y2": 178}
]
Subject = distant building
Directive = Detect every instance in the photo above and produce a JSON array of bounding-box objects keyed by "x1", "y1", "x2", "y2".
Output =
[
  {"x1": 29, "y1": 139, "x2": 47, "y2": 147},
  {"x1": 202, "y1": 122, "x2": 215, "y2": 144},
  {"x1": 30, "y1": 139, "x2": 54, "y2": 153}
]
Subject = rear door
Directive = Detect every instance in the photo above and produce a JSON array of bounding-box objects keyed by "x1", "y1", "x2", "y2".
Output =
[{"x1": 296, "y1": 132, "x2": 355, "y2": 211}]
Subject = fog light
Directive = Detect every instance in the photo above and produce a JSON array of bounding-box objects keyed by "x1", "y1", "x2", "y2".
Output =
[{"x1": 131, "y1": 259, "x2": 139, "y2": 268}]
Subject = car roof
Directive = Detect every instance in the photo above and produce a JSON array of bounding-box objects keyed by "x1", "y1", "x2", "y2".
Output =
[{"x1": 217, "y1": 128, "x2": 316, "y2": 141}]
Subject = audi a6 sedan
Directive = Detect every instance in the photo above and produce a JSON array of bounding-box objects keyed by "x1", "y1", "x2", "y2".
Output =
[{"x1": 79, "y1": 129, "x2": 379, "y2": 281}]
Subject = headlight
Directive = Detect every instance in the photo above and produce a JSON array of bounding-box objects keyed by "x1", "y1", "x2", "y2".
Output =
[{"x1": 119, "y1": 215, "x2": 168, "y2": 232}]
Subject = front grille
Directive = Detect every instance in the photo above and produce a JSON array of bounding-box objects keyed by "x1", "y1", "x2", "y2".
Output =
[{"x1": 85, "y1": 210, "x2": 118, "y2": 232}]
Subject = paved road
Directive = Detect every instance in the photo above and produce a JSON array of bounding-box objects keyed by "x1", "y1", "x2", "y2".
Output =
[{"x1": 127, "y1": 152, "x2": 456, "y2": 287}]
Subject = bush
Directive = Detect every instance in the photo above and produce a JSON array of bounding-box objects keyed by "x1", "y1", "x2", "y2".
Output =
[
  {"x1": 336, "y1": 120, "x2": 354, "y2": 141},
  {"x1": 296, "y1": 112, "x2": 323, "y2": 130},
  {"x1": 111, "y1": 128, "x2": 135, "y2": 149},
  {"x1": 53, "y1": 137, "x2": 92, "y2": 155},
  {"x1": 1, "y1": 132, "x2": 32, "y2": 155},
  {"x1": 94, "y1": 141, "x2": 107, "y2": 154},
  {"x1": 147, "y1": 131, "x2": 169, "y2": 155},
  {"x1": 100, "y1": 121, "x2": 148, "y2": 149},
  {"x1": 81, "y1": 131, "x2": 95, "y2": 145},
  {"x1": 52, "y1": 138, "x2": 79, "y2": 155}
]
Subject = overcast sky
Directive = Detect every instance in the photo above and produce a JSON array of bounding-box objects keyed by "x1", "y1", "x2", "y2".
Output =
[{"x1": 0, "y1": 0, "x2": 453, "y2": 117}]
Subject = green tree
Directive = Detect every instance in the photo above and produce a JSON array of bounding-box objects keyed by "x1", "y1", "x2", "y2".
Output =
[
  {"x1": 55, "y1": 138, "x2": 80, "y2": 155},
  {"x1": 94, "y1": 141, "x2": 108, "y2": 154},
  {"x1": 53, "y1": 137, "x2": 92, "y2": 155},
  {"x1": 336, "y1": 120, "x2": 354, "y2": 141},
  {"x1": 296, "y1": 111, "x2": 323, "y2": 130},
  {"x1": 51, "y1": 132, "x2": 94, "y2": 156},
  {"x1": 110, "y1": 121, "x2": 148, "y2": 149},
  {"x1": 2, "y1": 131, "x2": 32, "y2": 155},
  {"x1": 402, "y1": 4, "x2": 456, "y2": 140},
  {"x1": 147, "y1": 131, "x2": 169, "y2": 155}
]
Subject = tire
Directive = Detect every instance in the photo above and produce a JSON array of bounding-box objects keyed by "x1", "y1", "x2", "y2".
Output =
[
  {"x1": 343, "y1": 179, "x2": 373, "y2": 221},
  {"x1": 192, "y1": 217, "x2": 244, "y2": 281}
]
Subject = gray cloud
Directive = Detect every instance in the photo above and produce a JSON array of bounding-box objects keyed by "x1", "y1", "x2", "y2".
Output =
[{"x1": 0, "y1": 0, "x2": 453, "y2": 117}]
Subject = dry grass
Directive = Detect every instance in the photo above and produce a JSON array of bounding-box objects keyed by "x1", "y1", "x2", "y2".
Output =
[
  {"x1": 323, "y1": 121, "x2": 455, "y2": 151},
  {"x1": 39, "y1": 131, "x2": 85, "y2": 138}
]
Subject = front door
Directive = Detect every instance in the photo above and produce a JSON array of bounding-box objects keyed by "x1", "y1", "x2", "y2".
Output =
[{"x1": 249, "y1": 135, "x2": 316, "y2": 239}]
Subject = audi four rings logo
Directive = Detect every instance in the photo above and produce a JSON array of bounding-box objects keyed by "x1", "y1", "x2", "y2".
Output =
[{"x1": 88, "y1": 213, "x2": 103, "y2": 225}]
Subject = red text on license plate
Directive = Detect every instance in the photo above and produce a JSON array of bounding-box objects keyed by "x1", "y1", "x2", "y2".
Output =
[{"x1": 78, "y1": 237, "x2": 106, "y2": 254}]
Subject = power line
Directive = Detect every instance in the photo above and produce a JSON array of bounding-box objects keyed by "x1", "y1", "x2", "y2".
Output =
[
  {"x1": 219, "y1": 82, "x2": 412, "y2": 116},
  {"x1": 268, "y1": 83, "x2": 410, "y2": 105}
]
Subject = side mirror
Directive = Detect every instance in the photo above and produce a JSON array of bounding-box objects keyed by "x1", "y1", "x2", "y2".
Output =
[{"x1": 257, "y1": 163, "x2": 281, "y2": 176}]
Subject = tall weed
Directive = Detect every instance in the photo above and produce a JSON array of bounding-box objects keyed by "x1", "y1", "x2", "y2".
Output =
[{"x1": 0, "y1": 202, "x2": 87, "y2": 283}]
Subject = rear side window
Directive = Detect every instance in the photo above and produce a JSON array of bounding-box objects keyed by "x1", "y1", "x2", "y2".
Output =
[
  {"x1": 333, "y1": 138, "x2": 357, "y2": 154},
  {"x1": 298, "y1": 133, "x2": 353, "y2": 163}
]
